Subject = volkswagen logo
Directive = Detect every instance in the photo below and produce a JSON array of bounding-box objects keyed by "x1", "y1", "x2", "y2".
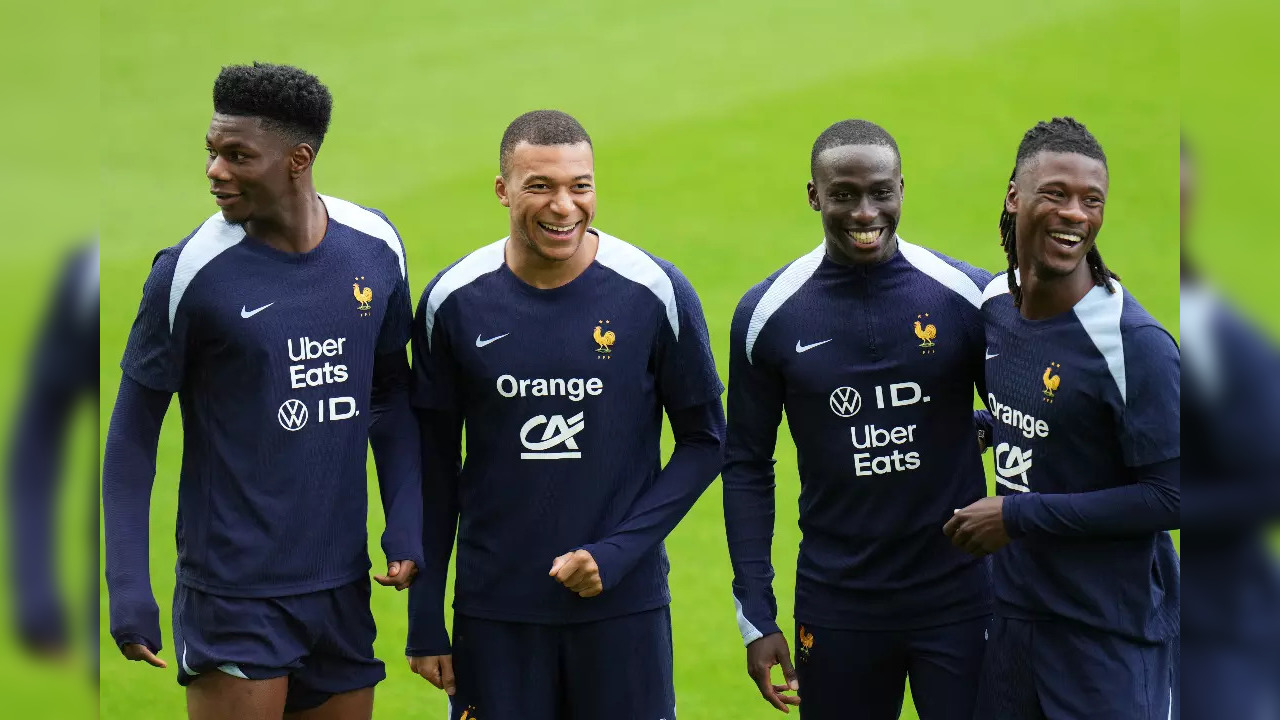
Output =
[
  {"x1": 829, "y1": 387, "x2": 862, "y2": 417},
  {"x1": 278, "y1": 399, "x2": 309, "y2": 431}
]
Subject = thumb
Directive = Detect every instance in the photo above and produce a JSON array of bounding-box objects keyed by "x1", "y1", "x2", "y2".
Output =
[
  {"x1": 549, "y1": 553, "x2": 571, "y2": 576},
  {"x1": 388, "y1": 561, "x2": 401, "y2": 577}
]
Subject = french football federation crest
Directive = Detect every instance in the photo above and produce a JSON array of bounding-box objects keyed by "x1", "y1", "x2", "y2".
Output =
[
  {"x1": 593, "y1": 320, "x2": 615, "y2": 359},
  {"x1": 353, "y1": 276, "x2": 373, "y2": 315},
  {"x1": 914, "y1": 313, "x2": 937, "y2": 354},
  {"x1": 1043, "y1": 362, "x2": 1061, "y2": 402}
]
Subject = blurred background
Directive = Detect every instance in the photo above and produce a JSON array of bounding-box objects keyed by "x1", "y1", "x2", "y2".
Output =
[
  {"x1": 2, "y1": 0, "x2": 1239, "y2": 717},
  {"x1": 1181, "y1": 1, "x2": 1280, "y2": 718}
]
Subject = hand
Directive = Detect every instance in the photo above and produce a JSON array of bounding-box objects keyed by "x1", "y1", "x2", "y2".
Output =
[
  {"x1": 374, "y1": 560, "x2": 418, "y2": 590},
  {"x1": 121, "y1": 642, "x2": 167, "y2": 668},
  {"x1": 746, "y1": 632, "x2": 800, "y2": 713},
  {"x1": 549, "y1": 549, "x2": 602, "y2": 597},
  {"x1": 407, "y1": 654, "x2": 456, "y2": 695},
  {"x1": 943, "y1": 496, "x2": 1010, "y2": 556}
]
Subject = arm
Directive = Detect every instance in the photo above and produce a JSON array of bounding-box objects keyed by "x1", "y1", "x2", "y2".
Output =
[
  {"x1": 369, "y1": 349, "x2": 424, "y2": 578},
  {"x1": 102, "y1": 375, "x2": 171, "y2": 654},
  {"x1": 721, "y1": 303, "x2": 785, "y2": 645},
  {"x1": 578, "y1": 399, "x2": 726, "y2": 591},
  {"x1": 405, "y1": 407, "x2": 461, "y2": 657},
  {"x1": 1003, "y1": 458, "x2": 1179, "y2": 538}
]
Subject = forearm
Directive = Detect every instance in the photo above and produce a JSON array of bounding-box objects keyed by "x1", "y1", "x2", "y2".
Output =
[
  {"x1": 723, "y1": 448, "x2": 781, "y2": 642},
  {"x1": 102, "y1": 375, "x2": 170, "y2": 650},
  {"x1": 406, "y1": 407, "x2": 461, "y2": 656},
  {"x1": 581, "y1": 400, "x2": 726, "y2": 591},
  {"x1": 1004, "y1": 458, "x2": 1180, "y2": 538},
  {"x1": 370, "y1": 351, "x2": 424, "y2": 567}
]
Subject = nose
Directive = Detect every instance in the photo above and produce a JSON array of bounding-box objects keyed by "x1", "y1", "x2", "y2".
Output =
[
  {"x1": 1058, "y1": 197, "x2": 1087, "y2": 224},
  {"x1": 851, "y1": 197, "x2": 877, "y2": 225},
  {"x1": 206, "y1": 154, "x2": 232, "y2": 182},
  {"x1": 549, "y1": 187, "x2": 574, "y2": 216}
]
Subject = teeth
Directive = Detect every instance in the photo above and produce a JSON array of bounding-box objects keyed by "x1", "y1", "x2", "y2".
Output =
[
  {"x1": 850, "y1": 229, "x2": 881, "y2": 244},
  {"x1": 539, "y1": 222, "x2": 576, "y2": 233},
  {"x1": 1050, "y1": 232, "x2": 1083, "y2": 244}
]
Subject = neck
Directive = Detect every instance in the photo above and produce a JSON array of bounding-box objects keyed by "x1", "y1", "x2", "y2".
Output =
[
  {"x1": 1017, "y1": 258, "x2": 1096, "y2": 320},
  {"x1": 246, "y1": 181, "x2": 327, "y2": 254},
  {"x1": 506, "y1": 229, "x2": 599, "y2": 290}
]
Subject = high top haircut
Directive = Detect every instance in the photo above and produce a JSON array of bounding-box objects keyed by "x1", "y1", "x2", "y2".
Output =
[
  {"x1": 999, "y1": 117, "x2": 1118, "y2": 307},
  {"x1": 213, "y1": 62, "x2": 332, "y2": 153},
  {"x1": 810, "y1": 119, "x2": 901, "y2": 178},
  {"x1": 499, "y1": 110, "x2": 593, "y2": 177}
]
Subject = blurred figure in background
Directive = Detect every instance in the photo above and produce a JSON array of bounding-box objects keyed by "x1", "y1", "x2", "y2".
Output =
[
  {"x1": 1180, "y1": 137, "x2": 1280, "y2": 719},
  {"x1": 5, "y1": 238, "x2": 100, "y2": 674}
]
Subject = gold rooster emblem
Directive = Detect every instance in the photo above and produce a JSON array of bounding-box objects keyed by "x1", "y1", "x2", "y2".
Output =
[
  {"x1": 459, "y1": 708, "x2": 477, "y2": 720},
  {"x1": 914, "y1": 313, "x2": 937, "y2": 353},
  {"x1": 593, "y1": 320, "x2": 616, "y2": 355},
  {"x1": 1043, "y1": 362, "x2": 1061, "y2": 402},
  {"x1": 797, "y1": 624, "x2": 814, "y2": 661},
  {"x1": 353, "y1": 277, "x2": 373, "y2": 311}
]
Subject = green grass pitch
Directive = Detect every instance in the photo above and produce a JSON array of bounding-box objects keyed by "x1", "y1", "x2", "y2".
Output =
[{"x1": 99, "y1": 1, "x2": 1176, "y2": 717}]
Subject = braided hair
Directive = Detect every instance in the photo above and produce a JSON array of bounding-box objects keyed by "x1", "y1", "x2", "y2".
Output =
[{"x1": 999, "y1": 117, "x2": 1119, "y2": 307}]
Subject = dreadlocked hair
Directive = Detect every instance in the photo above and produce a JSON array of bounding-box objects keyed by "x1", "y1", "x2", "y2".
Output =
[{"x1": 999, "y1": 117, "x2": 1120, "y2": 307}]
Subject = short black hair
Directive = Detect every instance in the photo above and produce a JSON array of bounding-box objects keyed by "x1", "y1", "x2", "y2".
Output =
[
  {"x1": 213, "y1": 62, "x2": 332, "y2": 153},
  {"x1": 998, "y1": 117, "x2": 1117, "y2": 306},
  {"x1": 810, "y1": 119, "x2": 901, "y2": 178},
  {"x1": 499, "y1": 110, "x2": 592, "y2": 177}
]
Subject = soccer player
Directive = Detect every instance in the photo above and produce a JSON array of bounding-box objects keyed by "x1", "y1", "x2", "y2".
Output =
[
  {"x1": 102, "y1": 63, "x2": 423, "y2": 720},
  {"x1": 944, "y1": 117, "x2": 1179, "y2": 719},
  {"x1": 1180, "y1": 138, "x2": 1280, "y2": 719},
  {"x1": 723, "y1": 119, "x2": 993, "y2": 719},
  {"x1": 404, "y1": 109, "x2": 725, "y2": 719}
]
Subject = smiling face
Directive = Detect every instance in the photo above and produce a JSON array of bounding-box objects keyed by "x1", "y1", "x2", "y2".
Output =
[
  {"x1": 205, "y1": 113, "x2": 307, "y2": 226},
  {"x1": 807, "y1": 144, "x2": 903, "y2": 265},
  {"x1": 494, "y1": 141, "x2": 596, "y2": 264},
  {"x1": 1007, "y1": 150, "x2": 1108, "y2": 281}
]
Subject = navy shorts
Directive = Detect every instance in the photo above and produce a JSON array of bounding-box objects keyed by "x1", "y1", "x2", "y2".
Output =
[
  {"x1": 792, "y1": 616, "x2": 988, "y2": 720},
  {"x1": 449, "y1": 607, "x2": 676, "y2": 720},
  {"x1": 974, "y1": 616, "x2": 1174, "y2": 720},
  {"x1": 172, "y1": 577, "x2": 385, "y2": 713}
]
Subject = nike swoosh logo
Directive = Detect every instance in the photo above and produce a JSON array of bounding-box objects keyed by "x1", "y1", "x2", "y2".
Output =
[
  {"x1": 475, "y1": 333, "x2": 509, "y2": 348},
  {"x1": 241, "y1": 303, "x2": 274, "y2": 318},
  {"x1": 985, "y1": 351, "x2": 999, "y2": 359},
  {"x1": 795, "y1": 339, "x2": 833, "y2": 353}
]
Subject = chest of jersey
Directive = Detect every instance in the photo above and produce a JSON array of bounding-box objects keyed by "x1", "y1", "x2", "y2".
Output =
[{"x1": 984, "y1": 315, "x2": 1121, "y2": 495}]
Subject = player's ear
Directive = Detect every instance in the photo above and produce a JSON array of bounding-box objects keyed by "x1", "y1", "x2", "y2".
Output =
[
  {"x1": 899, "y1": 176, "x2": 905, "y2": 198},
  {"x1": 1005, "y1": 179, "x2": 1019, "y2": 215},
  {"x1": 289, "y1": 143, "x2": 316, "y2": 179},
  {"x1": 495, "y1": 175, "x2": 511, "y2": 208},
  {"x1": 806, "y1": 180, "x2": 820, "y2": 211}
]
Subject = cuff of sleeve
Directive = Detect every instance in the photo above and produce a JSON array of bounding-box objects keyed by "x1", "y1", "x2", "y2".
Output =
[
  {"x1": 741, "y1": 618, "x2": 781, "y2": 647},
  {"x1": 385, "y1": 550, "x2": 427, "y2": 572},
  {"x1": 113, "y1": 632, "x2": 160, "y2": 653},
  {"x1": 1002, "y1": 493, "x2": 1031, "y2": 539},
  {"x1": 579, "y1": 542, "x2": 625, "y2": 592}
]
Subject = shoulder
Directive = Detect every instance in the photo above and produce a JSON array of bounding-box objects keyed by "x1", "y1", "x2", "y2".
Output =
[
  {"x1": 1074, "y1": 282, "x2": 1176, "y2": 404},
  {"x1": 896, "y1": 237, "x2": 991, "y2": 309},
  {"x1": 592, "y1": 229, "x2": 697, "y2": 338},
  {"x1": 320, "y1": 194, "x2": 407, "y2": 278},
  {"x1": 417, "y1": 237, "x2": 507, "y2": 332},
  {"x1": 980, "y1": 272, "x2": 1014, "y2": 310},
  {"x1": 729, "y1": 244, "x2": 826, "y2": 363}
]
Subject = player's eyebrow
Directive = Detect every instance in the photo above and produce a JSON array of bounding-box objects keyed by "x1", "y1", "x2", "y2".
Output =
[
  {"x1": 206, "y1": 137, "x2": 251, "y2": 149},
  {"x1": 523, "y1": 173, "x2": 594, "y2": 185}
]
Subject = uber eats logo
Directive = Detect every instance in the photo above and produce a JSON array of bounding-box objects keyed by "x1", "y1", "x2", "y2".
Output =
[
  {"x1": 829, "y1": 381, "x2": 931, "y2": 477},
  {"x1": 277, "y1": 336, "x2": 359, "y2": 431}
]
